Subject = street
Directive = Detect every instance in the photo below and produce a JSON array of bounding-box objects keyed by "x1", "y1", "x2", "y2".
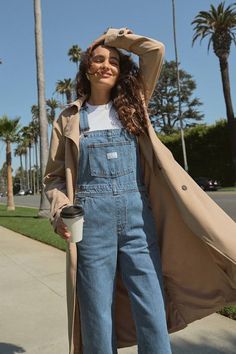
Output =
[
  {"x1": 209, "y1": 192, "x2": 236, "y2": 221},
  {"x1": 0, "y1": 191, "x2": 236, "y2": 222},
  {"x1": 0, "y1": 194, "x2": 41, "y2": 209}
]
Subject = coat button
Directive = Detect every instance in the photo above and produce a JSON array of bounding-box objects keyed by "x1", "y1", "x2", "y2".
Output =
[
  {"x1": 118, "y1": 29, "x2": 125, "y2": 35},
  {"x1": 182, "y1": 185, "x2": 187, "y2": 191}
]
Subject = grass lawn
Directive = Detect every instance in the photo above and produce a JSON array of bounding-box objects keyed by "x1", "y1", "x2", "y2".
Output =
[
  {"x1": 0, "y1": 204, "x2": 235, "y2": 319},
  {"x1": 0, "y1": 204, "x2": 66, "y2": 251},
  {"x1": 218, "y1": 307, "x2": 236, "y2": 320},
  {"x1": 218, "y1": 187, "x2": 236, "y2": 191}
]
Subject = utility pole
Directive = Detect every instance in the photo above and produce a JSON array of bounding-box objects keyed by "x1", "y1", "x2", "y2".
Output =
[{"x1": 172, "y1": 0, "x2": 188, "y2": 172}]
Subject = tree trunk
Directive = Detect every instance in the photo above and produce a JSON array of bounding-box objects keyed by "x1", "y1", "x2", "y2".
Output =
[
  {"x1": 35, "y1": 139, "x2": 39, "y2": 193},
  {"x1": 20, "y1": 155, "x2": 23, "y2": 190},
  {"x1": 219, "y1": 57, "x2": 236, "y2": 184},
  {"x1": 25, "y1": 152, "x2": 29, "y2": 190},
  {"x1": 66, "y1": 90, "x2": 72, "y2": 104},
  {"x1": 6, "y1": 141, "x2": 15, "y2": 211},
  {"x1": 34, "y1": 0, "x2": 50, "y2": 216},
  {"x1": 29, "y1": 143, "x2": 32, "y2": 191},
  {"x1": 32, "y1": 168, "x2": 36, "y2": 194}
]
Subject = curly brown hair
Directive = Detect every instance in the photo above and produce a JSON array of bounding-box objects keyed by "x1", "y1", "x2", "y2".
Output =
[{"x1": 75, "y1": 44, "x2": 148, "y2": 135}]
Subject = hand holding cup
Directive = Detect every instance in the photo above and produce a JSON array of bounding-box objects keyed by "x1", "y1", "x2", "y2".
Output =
[{"x1": 60, "y1": 205, "x2": 84, "y2": 243}]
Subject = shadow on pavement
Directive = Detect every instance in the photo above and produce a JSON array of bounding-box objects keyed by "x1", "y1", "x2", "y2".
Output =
[
  {"x1": 0, "y1": 343, "x2": 25, "y2": 353},
  {"x1": 171, "y1": 330, "x2": 236, "y2": 354}
]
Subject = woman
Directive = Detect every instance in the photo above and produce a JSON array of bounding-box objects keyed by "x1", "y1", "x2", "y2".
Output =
[{"x1": 44, "y1": 28, "x2": 236, "y2": 354}]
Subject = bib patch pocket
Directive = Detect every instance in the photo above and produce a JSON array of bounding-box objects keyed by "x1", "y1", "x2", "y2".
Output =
[{"x1": 88, "y1": 141, "x2": 133, "y2": 177}]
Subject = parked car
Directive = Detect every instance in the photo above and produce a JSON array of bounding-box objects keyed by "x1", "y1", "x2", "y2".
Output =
[
  {"x1": 25, "y1": 189, "x2": 33, "y2": 195},
  {"x1": 17, "y1": 190, "x2": 25, "y2": 196},
  {"x1": 195, "y1": 177, "x2": 220, "y2": 191}
]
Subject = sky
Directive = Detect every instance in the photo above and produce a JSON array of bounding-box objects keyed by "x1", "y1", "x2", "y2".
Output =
[{"x1": 0, "y1": 0, "x2": 236, "y2": 172}]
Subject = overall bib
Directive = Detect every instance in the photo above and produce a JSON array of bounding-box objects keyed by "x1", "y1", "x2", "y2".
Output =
[{"x1": 76, "y1": 108, "x2": 172, "y2": 354}]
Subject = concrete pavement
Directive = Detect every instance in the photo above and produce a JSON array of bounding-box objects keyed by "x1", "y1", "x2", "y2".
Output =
[{"x1": 0, "y1": 226, "x2": 236, "y2": 354}]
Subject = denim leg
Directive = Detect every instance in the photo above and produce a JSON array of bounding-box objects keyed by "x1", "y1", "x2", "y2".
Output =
[
  {"x1": 118, "y1": 192, "x2": 172, "y2": 354},
  {"x1": 77, "y1": 196, "x2": 118, "y2": 354}
]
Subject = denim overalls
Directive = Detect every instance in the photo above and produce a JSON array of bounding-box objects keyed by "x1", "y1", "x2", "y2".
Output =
[{"x1": 76, "y1": 108, "x2": 172, "y2": 354}]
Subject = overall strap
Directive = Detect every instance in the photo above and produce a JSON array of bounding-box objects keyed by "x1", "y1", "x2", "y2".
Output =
[{"x1": 79, "y1": 107, "x2": 90, "y2": 132}]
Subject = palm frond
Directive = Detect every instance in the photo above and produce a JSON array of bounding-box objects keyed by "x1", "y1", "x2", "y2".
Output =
[
  {"x1": 207, "y1": 37, "x2": 213, "y2": 52},
  {"x1": 192, "y1": 1, "x2": 236, "y2": 53},
  {"x1": 211, "y1": 4, "x2": 220, "y2": 20}
]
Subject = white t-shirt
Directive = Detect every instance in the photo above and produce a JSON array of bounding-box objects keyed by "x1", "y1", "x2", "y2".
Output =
[{"x1": 85, "y1": 101, "x2": 123, "y2": 131}]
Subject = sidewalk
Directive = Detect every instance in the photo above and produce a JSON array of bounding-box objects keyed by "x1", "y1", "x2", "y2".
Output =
[{"x1": 0, "y1": 226, "x2": 236, "y2": 354}]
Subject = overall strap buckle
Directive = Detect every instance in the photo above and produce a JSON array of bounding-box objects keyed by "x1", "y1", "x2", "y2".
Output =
[{"x1": 79, "y1": 107, "x2": 90, "y2": 132}]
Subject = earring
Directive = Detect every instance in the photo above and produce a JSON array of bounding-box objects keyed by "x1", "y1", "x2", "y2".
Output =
[{"x1": 86, "y1": 73, "x2": 90, "y2": 80}]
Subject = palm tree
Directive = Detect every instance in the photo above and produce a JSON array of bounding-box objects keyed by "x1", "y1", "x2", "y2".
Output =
[
  {"x1": 31, "y1": 105, "x2": 41, "y2": 193},
  {"x1": 0, "y1": 162, "x2": 7, "y2": 195},
  {"x1": 68, "y1": 44, "x2": 82, "y2": 70},
  {"x1": 46, "y1": 98, "x2": 60, "y2": 125},
  {"x1": 0, "y1": 115, "x2": 21, "y2": 210},
  {"x1": 30, "y1": 118, "x2": 40, "y2": 193},
  {"x1": 55, "y1": 78, "x2": 74, "y2": 104},
  {"x1": 16, "y1": 132, "x2": 30, "y2": 190},
  {"x1": 34, "y1": 0, "x2": 49, "y2": 216},
  {"x1": 15, "y1": 143, "x2": 27, "y2": 191},
  {"x1": 192, "y1": 1, "x2": 236, "y2": 182},
  {"x1": 22, "y1": 138, "x2": 30, "y2": 190},
  {"x1": 31, "y1": 104, "x2": 39, "y2": 121},
  {"x1": 20, "y1": 125, "x2": 36, "y2": 191}
]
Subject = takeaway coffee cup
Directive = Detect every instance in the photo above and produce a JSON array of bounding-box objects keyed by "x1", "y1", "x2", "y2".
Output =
[{"x1": 60, "y1": 205, "x2": 84, "y2": 243}]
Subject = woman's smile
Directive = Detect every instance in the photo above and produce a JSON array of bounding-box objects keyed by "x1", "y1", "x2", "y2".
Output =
[{"x1": 87, "y1": 45, "x2": 120, "y2": 89}]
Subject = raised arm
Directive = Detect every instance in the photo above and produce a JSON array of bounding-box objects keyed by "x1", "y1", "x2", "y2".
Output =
[{"x1": 104, "y1": 27, "x2": 165, "y2": 104}]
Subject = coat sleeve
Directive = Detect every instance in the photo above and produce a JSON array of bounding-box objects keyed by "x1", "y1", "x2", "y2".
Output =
[
  {"x1": 104, "y1": 27, "x2": 165, "y2": 104},
  {"x1": 43, "y1": 114, "x2": 70, "y2": 230}
]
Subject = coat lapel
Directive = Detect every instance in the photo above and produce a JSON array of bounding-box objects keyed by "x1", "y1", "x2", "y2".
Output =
[{"x1": 63, "y1": 96, "x2": 86, "y2": 150}]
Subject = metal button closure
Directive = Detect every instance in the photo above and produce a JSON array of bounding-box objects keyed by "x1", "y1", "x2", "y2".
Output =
[
  {"x1": 182, "y1": 185, "x2": 187, "y2": 191},
  {"x1": 118, "y1": 29, "x2": 125, "y2": 35}
]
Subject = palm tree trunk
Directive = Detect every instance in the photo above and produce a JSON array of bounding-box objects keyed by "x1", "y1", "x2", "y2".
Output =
[
  {"x1": 35, "y1": 139, "x2": 39, "y2": 193},
  {"x1": 219, "y1": 57, "x2": 235, "y2": 122},
  {"x1": 29, "y1": 144, "x2": 32, "y2": 191},
  {"x1": 219, "y1": 57, "x2": 236, "y2": 184},
  {"x1": 20, "y1": 154, "x2": 23, "y2": 190},
  {"x1": 32, "y1": 168, "x2": 36, "y2": 194},
  {"x1": 66, "y1": 91, "x2": 72, "y2": 104},
  {"x1": 6, "y1": 141, "x2": 15, "y2": 211},
  {"x1": 24, "y1": 154, "x2": 27, "y2": 190},
  {"x1": 25, "y1": 152, "x2": 30, "y2": 189},
  {"x1": 34, "y1": 0, "x2": 50, "y2": 216}
]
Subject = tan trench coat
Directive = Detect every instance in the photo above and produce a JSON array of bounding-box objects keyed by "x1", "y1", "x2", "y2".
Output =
[{"x1": 44, "y1": 28, "x2": 236, "y2": 354}]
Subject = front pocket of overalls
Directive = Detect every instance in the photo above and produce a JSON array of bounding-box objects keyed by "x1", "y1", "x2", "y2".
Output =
[{"x1": 88, "y1": 141, "x2": 133, "y2": 177}]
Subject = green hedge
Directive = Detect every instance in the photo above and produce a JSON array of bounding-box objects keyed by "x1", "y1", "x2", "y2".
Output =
[
  {"x1": 159, "y1": 120, "x2": 234, "y2": 186},
  {"x1": 218, "y1": 306, "x2": 236, "y2": 320}
]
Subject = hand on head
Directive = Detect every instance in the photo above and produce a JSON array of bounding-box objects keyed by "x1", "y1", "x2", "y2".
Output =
[
  {"x1": 88, "y1": 28, "x2": 134, "y2": 53},
  {"x1": 88, "y1": 34, "x2": 106, "y2": 54}
]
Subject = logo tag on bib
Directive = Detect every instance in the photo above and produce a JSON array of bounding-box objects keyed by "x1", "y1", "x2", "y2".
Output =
[{"x1": 107, "y1": 152, "x2": 118, "y2": 159}]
